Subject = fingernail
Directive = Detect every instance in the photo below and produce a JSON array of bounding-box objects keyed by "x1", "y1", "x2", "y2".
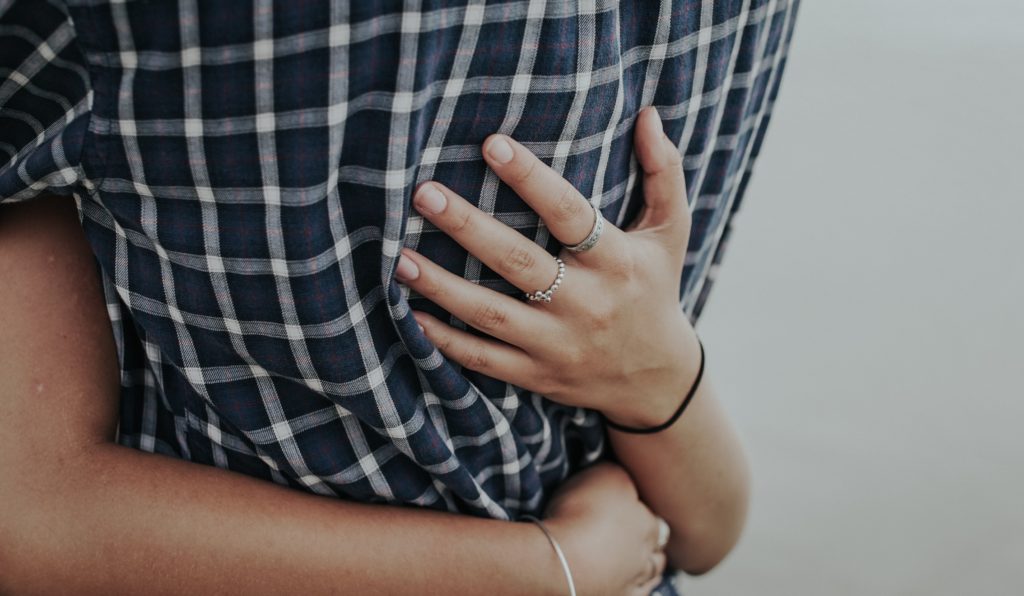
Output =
[
  {"x1": 414, "y1": 183, "x2": 447, "y2": 215},
  {"x1": 417, "y1": 323, "x2": 425, "y2": 333},
  {"x1": 486, "y1": 136, "x2": 514, "y2": 164},
  {"x1": 395, "y1": 253, "x2": 420, "y2": 281}
]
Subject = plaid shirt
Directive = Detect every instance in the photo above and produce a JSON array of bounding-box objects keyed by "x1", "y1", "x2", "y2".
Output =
[{"x1": 2, "y1": 0, "x2": 797, "y2": 590}]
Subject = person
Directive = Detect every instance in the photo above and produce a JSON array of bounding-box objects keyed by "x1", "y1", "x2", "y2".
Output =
[{"x1": 0, "y1": 1, "x2": 799, "y2": 593}]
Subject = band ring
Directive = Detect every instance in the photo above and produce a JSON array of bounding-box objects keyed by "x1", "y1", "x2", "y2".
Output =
[
  {"x1": 524, "y1": 256, "x2": 565, "y2": 303},
  {"x1": 563, "y1": 201, "x2": 604, "y2": 253}
]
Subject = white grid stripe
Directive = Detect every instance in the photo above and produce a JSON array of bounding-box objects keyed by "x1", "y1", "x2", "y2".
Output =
[
  {"x1": 1, "y1": 1, "x2": 799, "y2": 536},
  {"x1": 684, "y1": 0, "x2": 793, "y2": 314}
]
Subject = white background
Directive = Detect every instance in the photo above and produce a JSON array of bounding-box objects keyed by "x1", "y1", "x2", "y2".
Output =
[{"x1": 688, "y1": 1, "x2": 1024, "y2": 594}]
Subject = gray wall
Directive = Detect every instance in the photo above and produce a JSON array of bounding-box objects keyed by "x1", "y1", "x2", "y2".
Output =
[{"x1": 688, "y1": 1, "x2": 1024, "y2": 594}]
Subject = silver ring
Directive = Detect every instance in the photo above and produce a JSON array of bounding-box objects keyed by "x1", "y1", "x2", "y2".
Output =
[
  {"x1": 524, "y1": 257, "x2": 565, "y2": 303},
  {"x1": 563, "y1": 201, "x2": 604, "y2": 253},
  {"x1": 656, "y1": 517, "x2": 671, "y2": 549}
]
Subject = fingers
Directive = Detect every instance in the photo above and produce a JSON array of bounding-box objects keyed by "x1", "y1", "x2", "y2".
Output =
[
  {"x1": 655, "y1": 517, "x2": 671, "y2": 550},
  {"x1": 411, "y1": 181, "x2": 563, "y2": 295},
  {"x1": 396, "y1": 247, "x2": 559, "y2": 355},
  {"x1": 411, "y1": 310, "x2": 545, "y2": 390},
  {"x1": 480, "y1": 134, "x2": 630, "y2": 270},
  {"x1": 629, "y1": 106, "x2": 691, "y2": 254},
  {"x1": 634, "y1": 551, "x2": 668, "y2": 596},
  {"x1": 634, "y1": 510, "x2": 669, "y2": 594}
]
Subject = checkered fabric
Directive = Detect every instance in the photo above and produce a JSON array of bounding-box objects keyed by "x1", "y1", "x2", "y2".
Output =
[{"x1": 1, "y1": 0, "x2": 797, "y2": 590}]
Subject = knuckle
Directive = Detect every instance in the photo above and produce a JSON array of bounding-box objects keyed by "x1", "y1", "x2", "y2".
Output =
[
  {"x1": 435, "y1": 329, "x2": 455, "y2": 353},
  {"x1": 655, "y1": 557, "x2": 668, "y2": 578},
  {"x1": 552, "y1": 186, "x2": 585, "y2": 222},
  {"x1": 498, "y1": 242, "x2": 537, "y2": 276},
  {"x1": 422, "y1": 276, "x2": 446, "y2": 299},
  {"x1": 559, "y1": 344, "x2": 587, "y2": 368},
  {"x1": 510, "y1": 156, "x2": 538, "y2": 185},
  {"x1": 463, "y1": 344, "x2": 489, "y2": 370},
  {"x1": 583, "y1": 295, "x2": 618, "y2": 326},
  {"x1": 445, "y1": 208, "x2": 474, "y2": 235},
  {"x1": 470, "y1": 299, "x2": 509, "y2": 332},
  {"x1": 604, "y1": 249, "x2": 637, "y2": 280},
  {"x1": 532, "y1": 370, "x2": 559, "y2": 396}
]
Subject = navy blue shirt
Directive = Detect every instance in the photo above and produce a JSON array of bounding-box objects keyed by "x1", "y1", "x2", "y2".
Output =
[{"x1": 1, "y1": 1, "x2": 798, "y2": 592}]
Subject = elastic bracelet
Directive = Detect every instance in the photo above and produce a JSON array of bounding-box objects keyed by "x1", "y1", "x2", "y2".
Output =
[
  {"x1": 521, "y1": 515, "x2": 576, "y2": 596},
  {"x1": 605, "y1": 336, "x2": 705, "y2": 435}
]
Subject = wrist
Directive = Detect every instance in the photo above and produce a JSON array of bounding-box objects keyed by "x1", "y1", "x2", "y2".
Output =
[
  {"x1": 603, "y1": 319, "x2": 703, "y2": 430},
  {"x1": 539, "y1": 516, "x2": 586, "y2": 596}
]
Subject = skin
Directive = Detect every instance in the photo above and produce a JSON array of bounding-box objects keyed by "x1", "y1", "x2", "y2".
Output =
[
  {"x1": 399, "y1": 106, "x2": 750, "y2": 572},
  {"x1": 0, "y1": 107, "x2": 747, "y2": 593},
  {"x1": 0, "y1": 196, "x2": 665, "y2": 595}
]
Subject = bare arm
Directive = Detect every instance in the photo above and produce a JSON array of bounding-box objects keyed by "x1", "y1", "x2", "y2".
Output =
[
  {"x1": 0, "y1": 196, "x2": 660, "y2": 595},
  {"x1": 608, "y1": 325, "x2": 751, "y2": 574},
  {"x1": 603, "y1": 108, "x2": 750, "y2": 573},
  {"x1": 0, "y1": 195, "x2": 559, "y2": 594}
]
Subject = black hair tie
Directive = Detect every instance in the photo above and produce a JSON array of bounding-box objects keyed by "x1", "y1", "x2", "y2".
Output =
[{"x1": 605, "y1": 336, "x2": 705, "y2": 434}]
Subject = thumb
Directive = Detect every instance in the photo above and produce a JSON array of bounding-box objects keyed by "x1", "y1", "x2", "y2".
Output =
[{"x1": 625, "y1": 106, "x2": 690, "y2": 244}]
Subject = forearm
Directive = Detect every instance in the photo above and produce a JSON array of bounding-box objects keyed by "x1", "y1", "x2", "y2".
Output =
[
  {"x1": 2, "y1": 441, "x2": 564, "y2": 595},
  {"x1": 608, "y1": 327, "x2": 751, "y2": 575},
  {"x1": 0, "y1": 196, "x2": 564, "y2": 595}
]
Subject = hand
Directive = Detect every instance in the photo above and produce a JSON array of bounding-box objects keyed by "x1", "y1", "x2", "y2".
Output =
[
  {"x1": 396, "y1": 106, "x2": 701, "y2": 428},
  {"x1": 541, "y1": 462, "x2": 668, "y2": 596}
]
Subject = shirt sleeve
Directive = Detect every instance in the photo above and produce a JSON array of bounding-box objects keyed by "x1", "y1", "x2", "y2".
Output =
[{"x1": 0, "y1": 0, "x2": 92, "y2": 206}]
